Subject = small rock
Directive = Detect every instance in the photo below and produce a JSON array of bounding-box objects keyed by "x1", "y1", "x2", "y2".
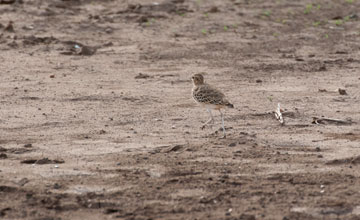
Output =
[
  {"x1": 103, "y1": 41, "x2": 113, "y2": 47},
  {"x1": 167, "y1": 145, "x2": 183, "y2": 152},
  {"x1": 255, "y1": 79, "x2": 262, "y2": 83},
  {"x1": 7, "y1": 41, "x2": 18, "y2": 48},
  {"x1": 239, "y1": 214, "x2": 256, "y2": 220},
  {"x1": 4, "y1": 21, "x2": 14, "y2": 32},
  {"x1": 53, "y1": 183, "x2": 61, "y2": 189},
  {"x1": 208, "y1": 6, "x2": 219, "y2": 13},
  {"x1": 21, "y1": 158, "x2": 64, "y2": 164},
  {"x1": 135, "y1": 73, "x2": 151, "y2": 79},
  {"x1": 0, "y1": 0, "x2": 17, "y2": 4},
  {"x1": 319, "y1": 65, "x2": 327, "y2": 71},
  {"x1": 105, "y1": 27, "x2": 113, "y2": 34},
  {"x1": 78, "y1": 45, "x2": 96, "y2": 56},
  {"x1": 228, "y1": 142, "x2": 237, "y2": 147},
  {"x1": 49, "y1": 75, "x2": 55, "y2": 78},
  {"x1": 137, "y1": 16, "x2": 149, "y2": 23},
  {"x1": 338, "y1": 88, "x2": 347, "y2": 95},
  {"x1": 0, "y1": 153, "x2": 8, "y2": 159},
  {"x1": 349, "y1": 14, "x2": 358, "y2": 19},
  {"x1": 17, "y1": 178, "x2": 29, "y2": 186}
]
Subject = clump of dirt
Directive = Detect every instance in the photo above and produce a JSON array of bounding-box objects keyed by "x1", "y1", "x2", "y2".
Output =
[
  {"x1": 20, "y1": 158, "x2": 64, "y2": 165},
  {"x1": 326, "y1": 156, "x2": 360, "y2": 165}
]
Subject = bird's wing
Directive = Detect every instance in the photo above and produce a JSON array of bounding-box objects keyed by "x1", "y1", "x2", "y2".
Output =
[{"x1": 194, "y1": 85, "x2": 227, "y2": 105}]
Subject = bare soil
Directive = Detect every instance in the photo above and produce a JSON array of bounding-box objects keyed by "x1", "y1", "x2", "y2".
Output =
[{"x1": 0, "y1": 0, "x2": 360, "y2": 219}]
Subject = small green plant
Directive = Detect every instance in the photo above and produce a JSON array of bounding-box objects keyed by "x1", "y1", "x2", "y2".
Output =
[
  {"x1": 335, "y1": 19, "x2": 343, "y2": 25},
  {"x1": 273, "y1": 32, "x2": 279, "y2": 37},
  {"x1": 313, "y1": 21, "x2": 321, "y2": 27},
  {"x1": 316, "y1": 4, "x2": 321, "y2": 9},
  {"x1": 304, "y1": 4, "x2": 313, "y2": 14},
  {"x1": 177, "y1": 11, "x2": 185, "y2": 16},
  {"x1": 324, "y1": 33, "x2": 329, "y2": 38},
  {"x1": 346, "y1": 0, "x2": 354, "y2": 3},
  {"x1": 263, "y1": 10, "x2": 271, "y2": 16},
  {"x1": 267, "y1": 96, "x2": 273, "y2": 102},
  {"x1": 201, "y1": 29, "x2": 207, "y2": 34},
  {"x1": 204, "y1": 13, "x2": 209, "y2": 17},
  {"x1": 224, "y1": 25, "x2": 229, "y2": 31},
  {"x1": 344, "y1": 15, "x2": 350, "y2": 22}
]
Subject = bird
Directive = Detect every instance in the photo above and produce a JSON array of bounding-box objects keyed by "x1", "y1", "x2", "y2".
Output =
[{"x1": 191, "y1": 73, "x2": 234, "y2": 138}]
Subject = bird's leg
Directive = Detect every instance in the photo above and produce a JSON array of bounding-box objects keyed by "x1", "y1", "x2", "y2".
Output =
[
  {"x1": 201, "y1": 108, "x2": 214, "y2": 129},
  {"x1": 219, "y1": 110, "x2": 226, "y2": 138}
]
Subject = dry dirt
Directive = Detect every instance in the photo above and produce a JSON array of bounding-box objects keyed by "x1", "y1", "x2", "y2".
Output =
[{"x1": 0, "y1": 0, "x2": 360, "y2": 219}]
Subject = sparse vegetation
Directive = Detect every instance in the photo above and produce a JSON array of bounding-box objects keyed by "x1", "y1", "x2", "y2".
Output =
[
  {"x1": 263, "y1": 10, "x2": 271, "y2": 17},
  {"x1": 304, "y1": 4, "x2": 313, "y2": 14},
  {"x1": 335, "y1": 19, "x2": 343, "y2": 26},
  {"x1": 313, "y1": 21, "x2": 321, "y2": 27}
]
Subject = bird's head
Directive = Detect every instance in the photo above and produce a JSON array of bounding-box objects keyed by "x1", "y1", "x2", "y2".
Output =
[{"x1": 191, "y1": 73, "x2": 204, "y2": 86}]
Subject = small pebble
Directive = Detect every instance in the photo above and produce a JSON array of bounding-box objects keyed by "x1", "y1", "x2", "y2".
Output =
[
  {"x1": 228, "y1": 142, "x2": 237, "y2": 147},
  {"x1": 24, "y1": 144, "x2": 32, "y2": 148}
]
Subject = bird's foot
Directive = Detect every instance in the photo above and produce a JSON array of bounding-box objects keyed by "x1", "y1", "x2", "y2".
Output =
[
  {"x1": 219, "y1": 134, "x2": 226, "y2": 139},
  {"x1": 201, "y1": 120, "x2": 214, "y2": 130}
]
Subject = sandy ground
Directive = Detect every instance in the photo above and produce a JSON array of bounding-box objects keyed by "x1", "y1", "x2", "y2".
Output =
[{"x1": 0, "y1": 0, "x2": 360, "y2": 219}]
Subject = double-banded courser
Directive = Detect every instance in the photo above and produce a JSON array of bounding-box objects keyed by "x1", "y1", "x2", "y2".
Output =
[{"x1": 191, "y1": 73, "x2": 233, "y2": 138}]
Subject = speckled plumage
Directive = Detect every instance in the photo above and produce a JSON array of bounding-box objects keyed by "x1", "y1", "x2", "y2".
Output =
[
  {"x1": 192, "y1": 84, "x2": 233, "y2": 109},
  {"x1": 191, "y1": 73, "x2": 233, "y2": 138}
]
